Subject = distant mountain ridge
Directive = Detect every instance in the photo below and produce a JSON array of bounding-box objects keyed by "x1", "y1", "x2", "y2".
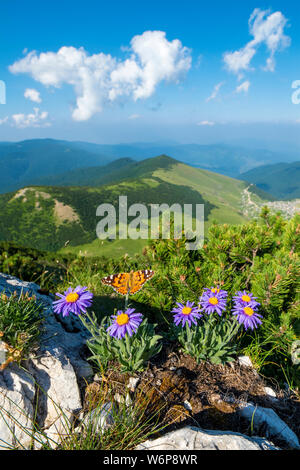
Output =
[
  {"x1": 0, "y1": 139, "x2": 113, "y2": 193},
  {"x1": 34, "y1": 155, "x2": 177, "y2": 187},
  {"x1": 34, "y1": 157, "x2": 137, "y2": 187},
  {"x1": 0, "y1": 155, "x2": 268, "y2": 255},
  {"x1": 0, "y1": 138, "x2": 298, "y2": 194},
  {"x1": 240, "y1": 161, "x2": 300, "y2": 200}
]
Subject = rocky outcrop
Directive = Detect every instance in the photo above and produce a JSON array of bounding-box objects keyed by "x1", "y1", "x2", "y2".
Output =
[
  {"x1": 135, "y1": 426, "x2": 279, "y2": 450},
  {"x1": 0, "y1": 363, "x2": 35, "y2": 449},
  {"x1": 0, "y1": 273, "x2": 92, "y2": 449},
  {"x1": 238, "y1": 402, "x2": 300, "y2": 449},
  {"x1": 0, "y1": 273, "x2": 298, "y2": 451}
]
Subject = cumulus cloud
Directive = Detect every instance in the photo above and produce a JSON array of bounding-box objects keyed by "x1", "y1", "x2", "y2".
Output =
[
  {"x1": 223, "y1": 8, "x2": 290, "y2": 75},
  {"x1": 11, "y1": 107, "x2": 50, "y2": 128},
  {"x1": 235, "y1": 80, "x2": 250, "y2": 94},
  {"x1": 9, "y1": 31, "x2": 192, "y2": 121},
  {"x1": 197, "y1": 120, "x2": 215, "y2": 126},
  {"x1": 206, "y1": 81, "x2": 224, "y2": 102},
  {"x1": 24, "y1": 88, "x2": 42, "y2": 103}
]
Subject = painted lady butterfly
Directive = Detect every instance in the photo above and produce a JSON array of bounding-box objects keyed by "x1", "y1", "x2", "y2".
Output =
[{"x1": 101, "y1": 269, "x2": 155, "y2": 296}]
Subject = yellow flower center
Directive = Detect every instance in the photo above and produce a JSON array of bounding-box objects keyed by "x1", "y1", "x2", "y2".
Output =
[
  {"x1": 211, "y1": 288, "x2": 220, "y2": 293},
  {"x1": 65, "y1": 292, "x2": 79, "y2": 303},
  {"x1": 209, "y1": 297, "x2": 218, "y2": 305},
  {"x1": 182, "y1": 307, "x2": 192, "y2": 315},
  {"x1": 243, "y1": 307, "x2": 254, "y2": 316},
  {"x1": 116, "y1": 313, "x2": 129, "y2": 326},
  {"x1": 242, "y1": 295, "x2": 251, "y2": 302}
]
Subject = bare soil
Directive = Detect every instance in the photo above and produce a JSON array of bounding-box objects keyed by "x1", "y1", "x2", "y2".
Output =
[{"x1": 83, "y1": 344, "x2": 300, "y2": 449}]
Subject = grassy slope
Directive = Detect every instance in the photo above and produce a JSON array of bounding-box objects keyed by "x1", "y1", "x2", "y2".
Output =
[
  {"x1": 0, "y1": 156, "x2": 268, "y2": 258},
  {"x1": 34, "y1": 157, "x2": 136, "y2": 187},
  {"x1": 240, "y1": 161, "x2": 300, "y2": 200},
  {"x1": 60, "y1": 161, "x2": 255, "y2": 257},
  {"x1": 152, "y1": 163, "x2": 247, "y2": 226}
]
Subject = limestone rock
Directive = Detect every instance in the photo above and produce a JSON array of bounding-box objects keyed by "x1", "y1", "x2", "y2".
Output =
[
  {"x1": 0, "y1": 363, "x2": 35, "y2": 449},
  {"x1": 136, "y1": 426, "x2": 278, "y2": 450},
  {"x1": 0, "y1": 273, "x2": 93, "y2": 381},
  {"x1": 26, "y1": 347, "x2": 82, "y2": 429},
  {"x1": 80, "y1": 403, "x2": 115, "y2": 434},
  {"x1": 238, "y1": 355, "x2": 253, "y2": 368},
  {"x1": 33, "y1": 410, "x2": 73, "y2": 450},
  {"x1": 0, "y1": 273, "x2": 92, "y2": 449},
  {"x1": 238, "y1": 403, "x2": 300, "y2": 449}
]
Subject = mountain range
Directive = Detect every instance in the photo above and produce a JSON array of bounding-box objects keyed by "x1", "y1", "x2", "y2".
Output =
[
  {"x1": 0, "y1": 155, "x2": 270, "y2": 257},
  {"x1": 240, "y1": 161, "x2": 300, "y2": 200},
  {"x1": 0, "y1": 138, "x2": 298, "y2": 194}
]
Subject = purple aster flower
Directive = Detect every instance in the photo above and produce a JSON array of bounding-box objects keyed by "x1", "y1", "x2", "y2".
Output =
[
  {"x1": 203, "y1": 286, "x2": 228, "y2": 298},
  {"x1": 53, "y1": 286, "x2": 93, "y2": 317},
  {"x1": 232, "y1": 303, "x2": 263, "y2": 330},
  {"x1": 107, "y1": 308, "x2": 143, "y2": 339},
  {"x1": 233, "y1": 290, "x2": 260, "y2": 309},
  {"x1": 199, "y1": 288, "x2": 227, "y2": 316},
  {"x1": 172, "y1": 301, "x2": 202, "y2": 328}
]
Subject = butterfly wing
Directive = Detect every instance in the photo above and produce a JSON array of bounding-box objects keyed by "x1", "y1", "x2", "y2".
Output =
[
  {"x1": 101, "y1": 273, "x2": 130, "y2": 296},
  {"x1": 129, "y1": 269, "x2": 155, "y2": 295},
  {"x1": 102, "y1": 270, "x2": 155, "y2": 296}
]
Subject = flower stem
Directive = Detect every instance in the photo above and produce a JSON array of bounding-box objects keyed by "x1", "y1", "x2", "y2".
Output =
[{"x1": 125, "y1": 293, "x2": 129, "y2": 310}]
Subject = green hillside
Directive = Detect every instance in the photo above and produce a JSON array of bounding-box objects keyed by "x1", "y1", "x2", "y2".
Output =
[
  {"x1": 0, "y1": 139, "x2": 114, "y2": 194},
  {"x1": 0, "y1": 156, "x2": 269, "y2": 257},
  {"x1": 33, "y1": 155, "x2": 178, "y2": 188},
  {"x1": 240, "y1": 161, "x2": 300, "y2": 200},
  {"x1": 1, "y1": 138, "x2": 298, "y2": 194},
  {"x1": 33, "y1": 157, "x2": 136, "y2": 187}
]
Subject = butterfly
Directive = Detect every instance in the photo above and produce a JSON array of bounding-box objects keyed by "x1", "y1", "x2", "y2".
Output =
[{"x1": 101, "y1": 269, "x2": 155, "y2": 296}]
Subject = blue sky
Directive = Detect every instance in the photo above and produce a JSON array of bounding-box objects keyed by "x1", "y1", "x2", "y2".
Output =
[{"x1": 0, "y1": 0, "x2": 300, "y2": 148}]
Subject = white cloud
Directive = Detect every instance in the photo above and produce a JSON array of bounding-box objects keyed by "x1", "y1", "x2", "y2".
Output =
[
  {"x1": 223, "y1": 9, "x2": 290, "y2": 75},
  {"x1": 0, "y1": 116, "x2": 8, "y2": 125},
  {"x1": 197, "y1": 120, "x2": 215, "y2": 126},
  {"x1": 235, "y1": 80, "x2": 250, "y2": 94},
  {"x1": 24, "y1": 88, "x2": 42, "y2": 103},
  {"x1": 9, "y1": 31, "x2": 192, "y2": 122},
  {"x1": 11, "y1": 107, "x2": 50, "y2": 128},
  {"x1": 206, "y1": 81, "x2": 224, "y2": 102}
]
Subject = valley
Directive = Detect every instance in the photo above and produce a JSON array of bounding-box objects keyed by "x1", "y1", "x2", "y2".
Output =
[{"x1": 0, "y1": 155, "x2": 276, "y2": 258}]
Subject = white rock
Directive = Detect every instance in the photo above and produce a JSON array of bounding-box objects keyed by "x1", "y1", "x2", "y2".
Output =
[
  {"x1": 0, "y1": 273, "x2": 95, "y2": 450},
  {"x1": 136, "y1": 426, "x2": 278, "y2": 450},
  {"x1": 27, "y1": 348, "x2": 82, "y2": 429},
  {"x1": 80, "y1": 403, "x2": 114, "y2": 434},
  {"x1": 127, "y1": 377, "x2": 139, "y2": 392},
  {"x1": 0, "y1": 273, "x2": 93, "y2": 381},
  {"x1": 33, "y1": 410, "x2": 73, "y2": 450},
  {"x1": 238, "y1": 356, "x2": 253, "y2": 368},
  {"x1": 264, "y1": 387, "x2": 277, "y2": 398},
  {"x1": 183, "y1": 400, "x2": 192, "y2": 411},
  {"x1": 238, "y1": 403, "x2": 300, "y2": 449},
  {"x1": 0, "y1": 363, "x2": 35, "y2": 449},
  {"x1": 0, "y1": 342, "x2": 7, "y2": 366}
]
